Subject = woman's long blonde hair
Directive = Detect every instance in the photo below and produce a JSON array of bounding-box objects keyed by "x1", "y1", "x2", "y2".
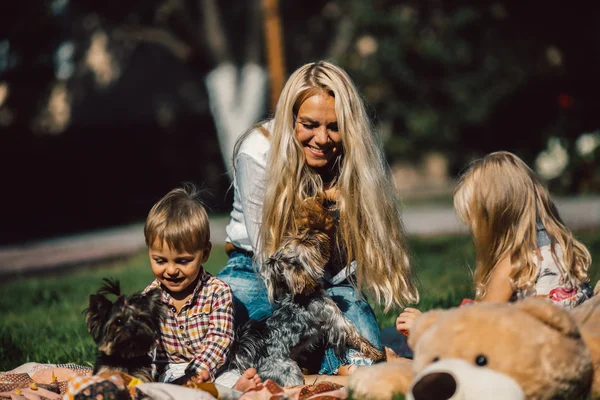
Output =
[
  {"x1": 454, "y1": 151, "x2": 591, "y2": 300},
  {"x1": 258, "y1": 61, "x2": 418, "y2": 311}
]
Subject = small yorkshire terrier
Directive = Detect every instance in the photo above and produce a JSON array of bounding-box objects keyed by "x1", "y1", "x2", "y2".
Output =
[
  {"x1": 85, "y1": 278, "x2": 166, "y2": 382},
  {"x1": 231, "y1": 225, "x2": 386, "y2": 387}
]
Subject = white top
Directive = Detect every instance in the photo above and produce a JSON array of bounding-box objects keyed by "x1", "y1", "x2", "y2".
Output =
[
  {"x1": 224, "y1": 120, "x2": 357, "y2": 285},
  {"x1": 513, "y1": 243, "x2": 590, "y2": 310},
  {"x1": 511, "y1": 223, "x2": 592, "y2": 310},
  {"x1": 224, "y1": 122, "x2": 272, "y2": 252}
]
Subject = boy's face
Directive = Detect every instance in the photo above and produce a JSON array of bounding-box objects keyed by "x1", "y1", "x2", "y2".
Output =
[{"x1": 149, "y1": 240, "x2": 212, "y2": 296}]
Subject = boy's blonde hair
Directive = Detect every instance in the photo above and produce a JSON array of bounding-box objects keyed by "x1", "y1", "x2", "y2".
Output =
[
  {"x1": 258, "y1": 61, "x2": 419, "y2": 311},
  {"x1": 454, "y1": 151, "x2": 591, "y2": 300},
  {"x1": 144, "y1": 183, "x2": 210, "y2": 253}
]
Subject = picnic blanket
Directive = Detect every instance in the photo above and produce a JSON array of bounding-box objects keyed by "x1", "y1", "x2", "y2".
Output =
[
  {"x1": 239, "y1": 380, "x2": 346, "y2": 400},
  {"x1": 0, "y1": 363, "x2": 92, "y2": 399},
  {"x1": 0, "y1": 363, "x2": 347, "y2": 400}
]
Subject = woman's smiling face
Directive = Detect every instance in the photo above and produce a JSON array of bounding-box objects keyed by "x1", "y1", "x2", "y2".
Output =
[{"x1": 295, "y1": 92, "x2": 342, "y2": 173}]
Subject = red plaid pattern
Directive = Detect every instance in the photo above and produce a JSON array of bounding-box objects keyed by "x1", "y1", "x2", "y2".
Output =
[{"x1": 144, "y1": 268, "x2": 235, "y2": 381}]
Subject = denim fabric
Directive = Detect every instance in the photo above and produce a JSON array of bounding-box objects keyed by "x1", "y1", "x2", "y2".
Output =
[
  {"x1": 217, "y1": 252, "x2": 382, "y2": 375},
  {"x1": 216, "y1": 251, "x2": 273, "y2": 325},
  {"x1": 318, "y1": 284, "x2": 382, "y2": 375}
]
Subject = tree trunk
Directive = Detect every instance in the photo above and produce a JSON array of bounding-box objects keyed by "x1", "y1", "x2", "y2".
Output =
[{"x1": 262, "y1": 0, "x2": 286, "y2": 111}]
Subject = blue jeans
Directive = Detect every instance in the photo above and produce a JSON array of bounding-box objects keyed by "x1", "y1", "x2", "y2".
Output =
[
  {"x1": 217, "y1": 251, "x2": 274, "y2": 322},
  {"x1": 217, "y1": 251, "x2": 382, "y2": 375}
]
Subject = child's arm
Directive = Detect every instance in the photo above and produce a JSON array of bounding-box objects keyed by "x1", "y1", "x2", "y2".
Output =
[
  {"x1": 396, "y1": 307, "x2": 422, "y2": 335},
  {"x1": 186, "y1": 283, "x2": 235, "y2": 382},
  {"x1": 479, "y1": 255, "x2": 513, "y2": 302}
]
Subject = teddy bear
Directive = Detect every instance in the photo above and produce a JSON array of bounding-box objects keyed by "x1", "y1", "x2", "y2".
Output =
[
  {"x1": 571, "y1": 295, "x2": 600, "y2": 399},
  {"x1": 349, "y1": 297, "x2": 600, "y2": 399}
]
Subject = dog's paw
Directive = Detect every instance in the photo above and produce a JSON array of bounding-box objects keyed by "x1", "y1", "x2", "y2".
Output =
[{"x1": 360, "y1": 342, "x2": 387, "y2": 363}]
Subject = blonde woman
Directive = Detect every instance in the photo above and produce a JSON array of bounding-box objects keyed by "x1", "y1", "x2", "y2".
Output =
[
  {"x1": 218, "y1": 61, "x2": 419, "y2": 378},
  {"x1": 396, "y1": 151, "x2": 594, "y2": 336}
]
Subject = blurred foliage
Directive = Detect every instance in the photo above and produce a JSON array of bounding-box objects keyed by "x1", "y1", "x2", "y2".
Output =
[
  {"x1": 336, "y1": 0, "x2": 600, "y2": 180},
  {"x1": 545, "y1": 131, "x2": 600, "y2": 194},
  {"x1": 0, "y1": 0, "x2": 598, "y2": 243},
  {"x1": 1, "y1": 0, "x2": 599, "y2": 175}
]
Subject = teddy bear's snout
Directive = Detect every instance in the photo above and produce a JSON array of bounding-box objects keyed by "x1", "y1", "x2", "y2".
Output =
[
  {"x1": 411, "y1": 371, "x2": 457, "y2": 400},
  {"x1": 407, "y1": 359, "x2": 526, "y2": 400}
]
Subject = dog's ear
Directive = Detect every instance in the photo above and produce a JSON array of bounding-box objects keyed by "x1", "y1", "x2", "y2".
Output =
[
  {"x1": 266, "y1": 249, "x2": 284, "y2": 272},
  {"x1": 144, "y1": 288, "x2": 167, "y2": 322},
  {"x1": 262, "y1": 254, "x2": 284, "y2": 302},
  {"x1": 85, "y1": 293, "x2": 113, "y2": 343},
  {"x1": 97, "y1": 278, "x2": 121, "y2": 297}
]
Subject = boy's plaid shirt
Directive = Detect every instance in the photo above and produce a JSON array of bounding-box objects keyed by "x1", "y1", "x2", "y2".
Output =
[{"x1": 144, "y1": 269, "x2": 235, "y2": 381}]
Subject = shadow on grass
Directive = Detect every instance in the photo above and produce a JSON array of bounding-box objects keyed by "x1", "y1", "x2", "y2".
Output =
[{"x1": 0, "y1": 328, "x2": 23, "y2": 369}]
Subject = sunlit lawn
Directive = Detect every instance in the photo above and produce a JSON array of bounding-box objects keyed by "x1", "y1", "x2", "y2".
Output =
[{"x1": 1, "y1": 230, "x2": 599, "y2": 371}]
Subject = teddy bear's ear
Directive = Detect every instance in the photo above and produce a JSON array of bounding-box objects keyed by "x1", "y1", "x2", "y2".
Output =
[
  {"x1": 514, "y1": 297, "x2": 580, "y2": 338},
  {"x1": 408, "y1": 309, "x2": 445, "y2": 349}
]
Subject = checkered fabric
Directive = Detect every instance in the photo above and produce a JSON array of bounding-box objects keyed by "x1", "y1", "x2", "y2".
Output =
[
  {"x1": 0, "y1": 373, "x2": 33, "y2": 393},
  {"x1": 0, "y1": 363, "x2": 92, "y2": 397},
  {"x1": 144, "y1": 268, "x2": 235, "y2": 381}
]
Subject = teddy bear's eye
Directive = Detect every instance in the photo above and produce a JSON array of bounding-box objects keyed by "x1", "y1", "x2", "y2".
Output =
[
  {"x1": 475, "y1": 354, "x2": 488, "y2": 366},
  {"x1": 432, "y1": 357, "x2": 440, "y2": 363}
]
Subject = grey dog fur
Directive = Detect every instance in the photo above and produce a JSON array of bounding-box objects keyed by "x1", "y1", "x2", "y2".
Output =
[{"x1": 230, "y1": 229, "x2": 385, "y2": 387}]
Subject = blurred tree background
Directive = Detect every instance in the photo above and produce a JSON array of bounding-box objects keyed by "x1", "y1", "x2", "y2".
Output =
[{"x1": 0, "y1": 0, "x2": 599, "y2": 245}]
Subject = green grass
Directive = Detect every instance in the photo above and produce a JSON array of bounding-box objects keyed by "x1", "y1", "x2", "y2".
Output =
[
  {"x1": 0, "y1": 249, "x2": 230, "y2": 370},
  {"x1": 2, "y1": 230, "x2": 599, "y2": 371}
]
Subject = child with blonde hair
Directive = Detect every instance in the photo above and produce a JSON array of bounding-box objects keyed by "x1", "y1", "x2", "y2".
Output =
[
  {"x1": 143, "y1": 183, "x2": 261, "y2": 390},
  {"x1": 396, "y1": 151, "x2": 594, "y2": 334},
  {"x1": 454, "y1": 150, "x2": 592, "y2": 305}
]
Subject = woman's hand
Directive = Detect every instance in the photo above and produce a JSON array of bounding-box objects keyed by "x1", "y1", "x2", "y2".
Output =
[{"x1": 395, "y1": 307, "x2": 423, "y2": 335}]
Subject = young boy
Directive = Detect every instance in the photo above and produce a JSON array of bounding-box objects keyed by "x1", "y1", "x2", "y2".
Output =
[{"x1": 143, "y1": 184, "x2": 261, "y2": 390}]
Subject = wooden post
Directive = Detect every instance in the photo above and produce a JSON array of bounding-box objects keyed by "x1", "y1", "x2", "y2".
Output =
[{"x1": 262, "y1": 0, "x2": 286, "y2": 111}]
